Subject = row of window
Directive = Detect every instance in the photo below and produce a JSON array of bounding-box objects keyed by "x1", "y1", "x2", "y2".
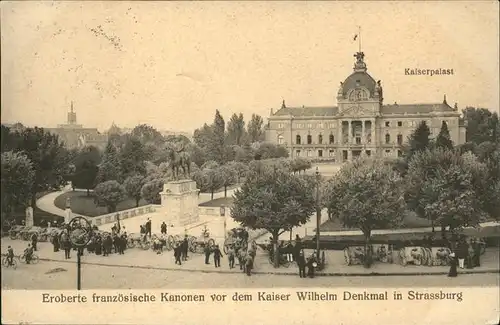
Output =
[
  {"x1": 294, "y1": 149, "x2": 404, "y2": 160},
  {"x1": 279, "y1": 133, "x2": 404, "y2": 145},
  {"x1": 275, "y1": 120, "x2": 454, "y2": 130}
]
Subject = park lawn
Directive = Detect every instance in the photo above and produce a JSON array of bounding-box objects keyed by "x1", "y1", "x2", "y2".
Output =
[
  {"x1": 199, "y1": 197, "x2": 234, "y2": 207},
  {"x1": 54, "y1": 191, "x2": 148, "y2": 217}
]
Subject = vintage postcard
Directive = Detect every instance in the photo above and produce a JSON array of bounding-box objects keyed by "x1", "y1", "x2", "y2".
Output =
[{"x1": 1, "y1": 1, "x2": 499, "y2": 324}]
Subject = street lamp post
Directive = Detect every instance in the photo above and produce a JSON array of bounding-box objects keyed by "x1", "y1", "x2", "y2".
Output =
[
  {"x1": 68, "y1": 216, "x2": 93, "y2": 290},
  {"x1": 315, "y1": 167, "x2": 321, "y2": 256},
  {"x1": 220, "y1": 205, "x2": 226, "y2": 241}
]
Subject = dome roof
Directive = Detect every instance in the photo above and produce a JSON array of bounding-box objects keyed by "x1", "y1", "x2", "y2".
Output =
[{"x1": 341, "y1": 71, "x2": 377, "y2": 96}]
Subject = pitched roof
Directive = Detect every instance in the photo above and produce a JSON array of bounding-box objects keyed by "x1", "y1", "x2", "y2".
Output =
[
  {"x1": 273, "y1": 106, "x2": 339, "y2": 117},
  {"x1": 380, "y1": 103, "x2": 457, "y2": 115}
]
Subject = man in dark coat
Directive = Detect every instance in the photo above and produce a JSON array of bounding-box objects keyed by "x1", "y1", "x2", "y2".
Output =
[
  {"x1": 174, "y1": 243, "x2": 182, "y2": 265},
  {"x1": 31, "y1": 233, "x2": 38, "y2": 251},
  {"x1": 296, "y1": 250, "x2": 306, "y2": 278},
  {"x1": 213, "y1": 245, "x2": 223, "y2": 268},
  {"x1": 472, "y1": 239, "x2": 482, "y2": 267},
  {"x1": 204, "y1": 245, "x2": 211, "y2": 264},
  {"x1": 145, "y1": 218, "x2": 152, "y2": 238},
  {"x1": 306, "y1": 253, "x2": 318, "y2": 278},
  {"x1": 244, "y1": 253, "x2": 253, "y2": 276},
  {"x1": 161, "y1": 222, "x2": 167, "y2": 235},
  {"x1": 182, "y1": 235, "x2": 189, "y2": 261}
]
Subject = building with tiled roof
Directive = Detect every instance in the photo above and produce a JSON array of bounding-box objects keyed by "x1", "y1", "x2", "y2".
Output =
[
  {"x1": 265, "y1": 51, "x2": 466, "y2": 162},
  {"x1": 45, "y1": 102, "x2": 108, "y2": 150}
]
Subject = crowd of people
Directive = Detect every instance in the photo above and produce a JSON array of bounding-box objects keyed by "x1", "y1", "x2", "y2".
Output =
[{"x1": 448, "y1": 235, "x2": 483, "y2": 277}]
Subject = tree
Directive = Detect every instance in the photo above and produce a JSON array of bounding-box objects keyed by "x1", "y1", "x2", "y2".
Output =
[
  {"x1": 94, "y1": 180, "x2": 126, "y2": 213},
  {"x1": 323, "y1": 158, "x2": 406, "y2": 267},
  {"x1": 72, "y1": 159, "x2": 99, "y2": 195},
  {"x1": 463, "y1": 107, "x2": 500, "y2": 144},
  {"x1": 218, "y1": 164, "x2": 237, "y2": 197},
  {"x1": 190, "y1": 144, "x2": 207, "y2": 168},
  {"x1": 247, "y1": 113, "x2": 264, "y2": 143},
  {"x1": 405, "y1": 148, "x2": 488, "y2": 237},
  {"x1": 141, "y1": 179, "x2": 164, "y2": 204},
  {"x1": 407, "y1": 121, "x2": 432, "y2": 158},
  {"x1": 227, "y1": 113, "x2": 246, "y2": 145},
  {"x1": 255, "y1": 142, "x2": 289, "y2": 159},
  {"x1": 123, "y1": 175, "x2": 146, "y2": 207},
  {"x1": 13, "y1": 127, "x2": 67, "y2": 206},
  {"x1": 436, "y1": 121, "x2": 454, "y2": 150},
  {"x1": 204, "y1": 166, "x2": 223, "y2": 200},
  {"x1": 1, "y1": 151, "x2": 35, "y2": 220},
  {"x1": 193, "y1": 123, "x2": 213, "y2": 149},
  {"x1": 290, "y1": 157, "x2": 312, "y2": 174},
  {"x1": 96, "y1": 142, "x2": 122, "y2": 183},
  {"x1": 226, "y1": 161, "x2": 248, "y2": 183},
  {"x1": 120, "y1": 137, "x2": 147, "y2": 178},
  {"x1": 234, "y1": 143, "x2": 254, "y2": 163},
  {"x1": 212, "y1": 110, "x2": 226, "y2": 164},
  {"x1": 131, "y1": 124, "x2": 164, "y2": 145},
  {"x1": 232, "y1": 167, "x2": 316, "y2": 267}
]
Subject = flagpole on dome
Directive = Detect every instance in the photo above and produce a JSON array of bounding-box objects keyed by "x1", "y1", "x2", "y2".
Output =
[{"x1": 358, "y1": 25, "x2": 361, "y2": 53}]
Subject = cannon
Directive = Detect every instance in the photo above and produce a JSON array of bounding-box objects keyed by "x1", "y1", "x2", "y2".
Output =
[
  {"x1": 187, "y1": 226, "x2": 215, "y2": 254},
  {"x1": 399, "y1": 247, "x2": 433, "y2": 266},
  {"x1": 9, "y1": 225, "x2": 27, "y2": 240},
  {"x1": 223, "y1": 227, "x2": 249, "y2": 254},
  {"x1": 343, "y1": 246, "x2": 370, "y2": 266}
]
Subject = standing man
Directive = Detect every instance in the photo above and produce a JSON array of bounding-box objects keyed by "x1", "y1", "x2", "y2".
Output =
[
  {"x1": 244, "y1": 252, "x2": 253, "y2": 276},
  {"x1": 473, "y1": 238, "x2": 482, "y2": 267},
  {"x1": 204, "y1": 244, "x2": 211, "y2": 265},
  {"x1": 296, "y1": 250, "x2": 306, "y2": 278},
  {"x1": 182, "y1": 235, "x2": 189, "y2": 261},
  {"x1": 213, "y1": 245, "x2": 223, "y2": 268},
  {"x1": 31, "y1": 232, "x2": 38, "y2": 251},
  {"x1": 227, "y1": 245, "x2": 235, "y2": 269},
  {"x1": 174, "y1": 243, "x2": 182, "y2": 265},
  {"x1": 161, "y1": 222, "x2": 167, "y2": 235},
  {"x1": 146, "y1": 218, "x2": 152, "y2": 238}
]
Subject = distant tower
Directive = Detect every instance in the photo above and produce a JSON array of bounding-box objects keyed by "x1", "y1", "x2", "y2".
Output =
[{"x1": 67, "y1": 101, "x2": 77, "y2": 125}]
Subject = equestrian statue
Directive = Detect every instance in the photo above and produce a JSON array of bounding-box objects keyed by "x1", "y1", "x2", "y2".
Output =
[{"x1": 166, "y1": 143, "x2": 191, "y2": 180}]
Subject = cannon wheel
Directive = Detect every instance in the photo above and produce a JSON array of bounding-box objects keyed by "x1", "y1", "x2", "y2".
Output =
[
  {"x1": 166, "y1": 235, "x2": 175, "y2": 248},
  {"x1": 223, "y1": 237, "x2": 232, "y2": 254},
  {"x1": 140, "y1": 241, "x2": 150, "y2": 250},
  {"x1": 127, "y1": 238, "x2": 136, "y2": 249},
  {"x1": 9, "y1": 231, "x2": 17, "y2": 240},
  {"x1": 399, "y1": 249, "x2": 407, "y2": 266},
  {"x1": 343, "y1": 248, "x2": 351, "y2": 265}
]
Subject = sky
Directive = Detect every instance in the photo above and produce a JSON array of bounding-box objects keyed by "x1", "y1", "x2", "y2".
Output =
[{"x1": 1, "y1": 1, "x2": 499, "y2": 133}]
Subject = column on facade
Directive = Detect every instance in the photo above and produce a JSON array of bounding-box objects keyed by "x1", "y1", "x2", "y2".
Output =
[
  {"x1": 348, "y1": 120, "x2": 352, "y2": 144},
  {"x1": 338, "y1": 120, "x2": 343, "y2": 145},
  {"x1": 361, "y1": 120, "x2": 366, "y2": 144},
  {"x1": 371, "y1": 118, "x2": 376, "y2": 145}
]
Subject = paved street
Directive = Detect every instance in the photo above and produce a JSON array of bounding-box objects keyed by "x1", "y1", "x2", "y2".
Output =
[{"x1": 2, "y1": 259, "x2": 499, "y2": 290}]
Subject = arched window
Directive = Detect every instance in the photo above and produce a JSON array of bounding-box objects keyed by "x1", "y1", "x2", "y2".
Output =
[
  {"x1": 307, "y1": 135, "x2": 312, "y2": 144},
  {"x1": 318, "y1": 134, "x2": 323, "y2": 144},
  {"x1": 385, "y1": 133, "x2": 391, "y2": 144},
  {"x1": 329, "y1": 134, "x2": 335, "y2": 144},
  {"x1": 277, "y1": 135, "x2": 284, "y2": 145},
  {"x1": 296, "y1": 135, "x2": 301, "y2": 144},
  {"x1": 397, "y1": 134, "x2": 403, "y2": 145}
]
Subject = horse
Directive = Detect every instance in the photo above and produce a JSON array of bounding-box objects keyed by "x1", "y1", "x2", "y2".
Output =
[{"x1": 166, "y1": 145, "x2": 191, "y2": 180}]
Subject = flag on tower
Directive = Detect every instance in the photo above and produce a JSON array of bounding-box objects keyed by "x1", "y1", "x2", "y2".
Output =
[{"x1": 353, "y1": 34, "x2": 358, "y2": 41}]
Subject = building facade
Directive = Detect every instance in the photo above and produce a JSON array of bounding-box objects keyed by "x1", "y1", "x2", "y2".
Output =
[
  {"x1": 46, "y1": 102, "x2": 108, "y2": 150},
  {"x1": 265, "y1": 51, "x2": 466, "y2": 162}
]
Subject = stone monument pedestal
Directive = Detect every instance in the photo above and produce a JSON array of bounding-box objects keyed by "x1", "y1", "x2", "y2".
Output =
[
  {"x1": 160, "y1": 179, "x2": 200, "y2": 227},
  {"x1": 25, "y1": 206, "x2": 34, "y2": 227}
]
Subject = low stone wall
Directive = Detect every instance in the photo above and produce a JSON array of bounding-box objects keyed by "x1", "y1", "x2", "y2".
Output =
[
  {"x1": 90, "y1": 205, "x2": 157, "y2": 227},
  {"x1": 198, "y1": 206, "x2": 224, "y2": 216}
]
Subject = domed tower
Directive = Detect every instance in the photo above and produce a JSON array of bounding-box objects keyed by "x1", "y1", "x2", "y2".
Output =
[{"x1": 337, "y1": 52, "x2": 383, "y2": 116}]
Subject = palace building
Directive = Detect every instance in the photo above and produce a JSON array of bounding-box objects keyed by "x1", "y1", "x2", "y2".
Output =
[
  {"x1": 265, "y1": 51, "x2": 466, "y2": 162},
  {"x1": 46, "y1": 102, "x2": 108, "y2": 150}
]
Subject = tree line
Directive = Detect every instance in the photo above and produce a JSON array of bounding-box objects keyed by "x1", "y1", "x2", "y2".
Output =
[{"x1": 230, "y1": 107, "x2": 500, "y2": 268}]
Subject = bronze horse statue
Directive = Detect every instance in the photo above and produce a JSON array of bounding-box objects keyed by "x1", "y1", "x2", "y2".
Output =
[{"x1": 166, "y1": 144, "x2": 191, "y2": 180}]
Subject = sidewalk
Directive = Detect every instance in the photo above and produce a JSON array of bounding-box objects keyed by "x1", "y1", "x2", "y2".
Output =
[
  {"x1": 35, "y1": 185, "x2": 74, "y2": 218},
  {"x1": 2, "y1": 238, "x2": 498, "y2": 277}
]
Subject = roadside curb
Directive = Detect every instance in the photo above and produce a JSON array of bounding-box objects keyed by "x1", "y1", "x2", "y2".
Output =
[{"x1": 38, "y1": 258, "x2": 500, "y2": 277}]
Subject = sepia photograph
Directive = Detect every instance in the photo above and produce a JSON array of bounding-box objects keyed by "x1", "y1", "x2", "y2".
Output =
[{"x1": 1, "y1": 0, "x2": 499, "y2": 301}]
